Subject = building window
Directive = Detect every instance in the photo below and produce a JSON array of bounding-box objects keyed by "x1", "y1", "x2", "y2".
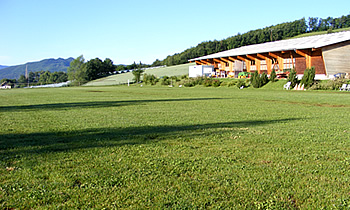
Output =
[
  {"x1": 251, "y1": 60, "x2": 256, "y2": 65},
  {"x1": 283, "y1": 58, "x2": 295, "y2": 70},
  {"x1": 260, "y1": 60, "x2": 267, "y2": 70}
]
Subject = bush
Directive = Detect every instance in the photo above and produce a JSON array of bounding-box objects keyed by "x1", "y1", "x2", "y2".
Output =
[
  {"x1": 181, "y1": 77, "x2": 208, "y2": 87},
  {"x1": 261, "y1": 72, "x2": 269, "y2": 86},
  {"x1": 287, "y1": 69, "x2": 298, "y2": 88},
  {"x1": 220, "y1": 81, "x2": 228, "y2": 87},
  {"x1": 251, "y1": 71, "x2": 259, "y2": 88},
  {"x1": 161, "y1": 76, "x2": 171, "y2": 85},
  {"x1": 228, "y1": 80, "x2": 238, "y2": 87},
  {"x1": 203, "y1": 79, "x2": 212, "y2": 87},
  {"x1": 270, "y1": 69, "x2": 277, "y2": 82},
  {"x1": 195, "y1": 77, "x2": 205, "y2": 85},
  {"x1": 236, "y1": 80, "x2": 246, "y2": 89},
  {"x1": 171, "y1": 76, "x2": 180, "y2": 82},
  {"x1": 301, "y1": 67, "x2": 315, "y2": 88},
  {"x1": 183, "y1": 79, "x2": 196, "y2": 87},
  {"x1": 310, "y1": 76, "x2": 349, "y2": 90},
  {"x1": 251, "y1": 71, "x2": 269, "y2": 88},
  {"x1": 212, "y1": 80, "x2": 221, "y2": 87},
  {"x1": 143, "y1": 74, "x2": 158, "y2": 85},
  {"x1": 181, "y1": 74, "x2": 188, "y2": 79}
]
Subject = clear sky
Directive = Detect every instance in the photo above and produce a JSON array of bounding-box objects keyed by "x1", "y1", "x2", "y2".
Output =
[{"x1": 0, "y1": 0, "x2": 349, "y2": 66}]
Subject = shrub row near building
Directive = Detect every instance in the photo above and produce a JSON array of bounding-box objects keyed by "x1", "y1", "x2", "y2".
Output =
[{"x1": 139, "y1": 67, "x2": 349, "y2": 90}]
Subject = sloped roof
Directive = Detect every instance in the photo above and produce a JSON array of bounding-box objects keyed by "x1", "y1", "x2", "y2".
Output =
[{"x1": 189, "y1": 31, "x2": 350, "y2": 61}]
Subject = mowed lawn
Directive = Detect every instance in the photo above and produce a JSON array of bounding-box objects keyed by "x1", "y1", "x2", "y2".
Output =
[{"x1": 1, "y1": 86, "x2": 350, "y2": 209}]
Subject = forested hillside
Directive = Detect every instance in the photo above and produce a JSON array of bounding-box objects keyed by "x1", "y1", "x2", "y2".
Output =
[
  {"x1": 154, "y1": 14, "x2": 350, "y2": 66},
  {"x1": 0, "y1": 65, "x2": 8, "y2": 70},
  {"x1": 0, "y1": 57, "x2": 73, "y2": 79}
]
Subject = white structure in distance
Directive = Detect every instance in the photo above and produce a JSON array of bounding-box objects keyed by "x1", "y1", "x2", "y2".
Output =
[{"x1": 189, "y1": 65, "x2": 214, "y2": 78}]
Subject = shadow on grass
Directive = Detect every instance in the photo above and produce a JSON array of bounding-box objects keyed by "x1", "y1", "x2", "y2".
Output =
[
  {"x1": 0, "y1": 98, "x2": 223, "y2": 112},
  {"x1": 1, "y1": 118, "x2": 301, "y2": 160}
]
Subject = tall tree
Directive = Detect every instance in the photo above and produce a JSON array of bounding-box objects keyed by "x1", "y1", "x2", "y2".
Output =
[
  {"x1": 103, "y1": 58, "x2": 115, "y2": 75},
  {"x1": 85, "y1": 58, "x2": 104, "y2": 81},
  {"x1": 132, "y1": 63, "x2": 144, "y2": 83},
  {"x1": 67, "y1": 55, "x2": 87, "y2": 85}
]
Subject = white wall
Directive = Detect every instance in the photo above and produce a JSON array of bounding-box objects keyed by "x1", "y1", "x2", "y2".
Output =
[{"x1": 189, "y1": 65, "x2": 214, "y2": 78}]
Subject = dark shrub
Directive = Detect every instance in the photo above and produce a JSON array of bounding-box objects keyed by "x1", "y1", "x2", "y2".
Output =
[
  {"x1": 212, "y1": 80, "x2": 221, "y2": 87},
  {"x1": 236, "y1": 80, "x2": 246, "y2": 88},
  {"x1": 287, "y1": 69, "x2": 298, "y2": 88},
  {"x1": 203, "y1": 79, "x2": 212, "y2": 87},
  {"x1": 270, "y1": 69, "x2": 277, "y2": 82},
  {"x1": 301, "y1": 67, "x2": 315, "y2": 88},
  {"x1": 228, "y1": 80, "x2": 238, "y2": 87}
]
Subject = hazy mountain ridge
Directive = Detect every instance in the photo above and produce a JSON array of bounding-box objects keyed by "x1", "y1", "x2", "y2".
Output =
[
  {"x1": 0, "y1": 65, "x2": 9, "y2": 70},
  {"x1": 0, "y1": 57, "x2": 74, "y2": 79}
]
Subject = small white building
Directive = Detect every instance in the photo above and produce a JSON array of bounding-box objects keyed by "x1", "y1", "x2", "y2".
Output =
[
  {"x1": 189, "y1": 65, "x2": 214, "y2": 78},
  {"x1": 0, "y1": 82, "x2": 12, "y2": 89}
]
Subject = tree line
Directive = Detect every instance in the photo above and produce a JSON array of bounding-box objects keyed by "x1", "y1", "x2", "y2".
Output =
[
  {"x1": 67, "y1": 56, "x2": 149, "y2": 85},
  {"x1": 152, "y1": 14, "x2": 350, "y2": 67},
  {"x1": 1, "y1": 71, "x2": 68, "y2": 88}
]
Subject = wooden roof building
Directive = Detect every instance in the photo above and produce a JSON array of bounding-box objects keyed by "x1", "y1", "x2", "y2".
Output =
[{"x1": 189, "y1": 31, "x2": 350, "y2": 79}]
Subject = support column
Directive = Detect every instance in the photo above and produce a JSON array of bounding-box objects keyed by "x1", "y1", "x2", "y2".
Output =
[
  {"x1": 247, "y1": 55, "x2": 261, "y2": 73},
  {"x1": 269, "y1": 52, "x2": 284, "y2": 71},
  {"x1": 257, "y1": 53, "x2": 273, "y2": 74},
  {"x1": 237, "y1": 56, "x2": 253, "y2": 72},
  {"x1": 295, "y1": 49, "x2": 312, "y2": 69}
]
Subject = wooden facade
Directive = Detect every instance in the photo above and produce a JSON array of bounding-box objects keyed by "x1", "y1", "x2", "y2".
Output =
[
  {"x1": 194, "y1": 48, "x2": 330, "y2": 78},
  {"x1": 191, "y1": 32, "x2": 350, "y2": 78}
]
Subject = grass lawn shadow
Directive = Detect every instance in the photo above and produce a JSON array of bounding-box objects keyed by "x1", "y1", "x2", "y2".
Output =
[
  {"x1": 1, "y1": 118, "x2": 301, "y2": 160},
  {"x1": 0, "y1": 98, "x2": 224, "y2": 112}
]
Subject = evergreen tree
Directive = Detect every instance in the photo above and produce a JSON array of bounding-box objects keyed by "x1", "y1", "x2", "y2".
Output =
[
  {"x1": 287, "y1": 69, "x2": 298, "y2": 88},
  {"x1": 251, "y1": 71, "x2": 260, "y2": 88},
  {"x1": 132, "y1": 63, "x2": 144, "y2": 83},
  {"x1": 301, "y1": 67, "x2": 315, "y2": 88},
  {"x1": 261, "y1": 72, "x2": 269, "y2": 86},
  {"x1": 270, "y1": 69, "x2": 277, "y2": 82}
]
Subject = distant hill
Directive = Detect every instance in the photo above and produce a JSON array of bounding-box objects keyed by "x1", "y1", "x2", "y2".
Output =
[
  {"x1": 0, "y1": 57, "x2": 74, "y2": 79},
  {"x1": 0, "y1": 65, "x2": 9, "y2": 70},
  {"x1": 84, "y1": 63, "x2": 194, "y2": 86}
]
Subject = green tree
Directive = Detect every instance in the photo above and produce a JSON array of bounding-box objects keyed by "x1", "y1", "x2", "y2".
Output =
[
  {"x1": 301, "y1": 67, "x2": 315, "y2": 88},
  {"x1": 251, "y1": 71, "x2": 260, "y2": 88},
  {"x1": 17, "y1": 75, "x2": 27, "y2": 86},
  {"x1": 85, "y1": 58, "x2": 104, "y2": 81},
  {"x1": 270, "y1": 69, "x2": 277, "y2": 82},
  {"x1": 28, "y1": 71, "x2": 35, "y2": 83},
  {"x1": 287, "y1": 69, "x2": 298, "y2": 88},
  {"x1": 103, "y1": 58, "x2": 115, "y2": 75},
  {"x1": 39, "y1": 71, "x2": 51, "y2": 84},
  {"x1": 67, "y1": 55, "x2": 87, "y2": 85},
  {"x1": 48, "y1": 72, "x2": 59, "y2": 83},
  {"x1": 132, "y1": 65, "x2": 144, "y2": 83},
  {"x1": 261, "y1": 72, "x2": 269, "y2": 86},
  {"x1": 143, "y1": 73, "x2": 158, "y2": 85},
  {"x1": 56, "y1": 71, "x2": 68, "y2": 83}
]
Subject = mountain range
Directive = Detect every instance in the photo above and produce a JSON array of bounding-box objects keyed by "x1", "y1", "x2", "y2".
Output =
[
  {"x1": 0, "y1": 57, "x2": 74, "y2": 80},
  {"x1": 0, "y1": 65, "x2": 9, "y2": 70}
]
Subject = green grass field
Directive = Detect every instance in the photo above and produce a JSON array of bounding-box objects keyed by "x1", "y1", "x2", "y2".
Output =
[
  {"x1": 1, "y1": 86, "x2": 350, "y2": 208},
  {"x1": 84, "y1": 63, "x2": 194, "y2": 86}
]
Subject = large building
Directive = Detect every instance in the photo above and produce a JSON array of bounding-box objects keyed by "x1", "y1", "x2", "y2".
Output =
[{"x1": 189, "y1": 31, "x2": 350, "y2": 79}]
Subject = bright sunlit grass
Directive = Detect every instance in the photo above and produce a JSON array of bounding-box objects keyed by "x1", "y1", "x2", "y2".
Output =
[{"x1": 1, "y1": 86, "x2": 350, "y2": 208}]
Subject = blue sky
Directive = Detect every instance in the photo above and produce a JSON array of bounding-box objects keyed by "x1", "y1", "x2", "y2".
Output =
[{"x1": 0, "y1": 0, "x2": 349, "y2": 66}]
